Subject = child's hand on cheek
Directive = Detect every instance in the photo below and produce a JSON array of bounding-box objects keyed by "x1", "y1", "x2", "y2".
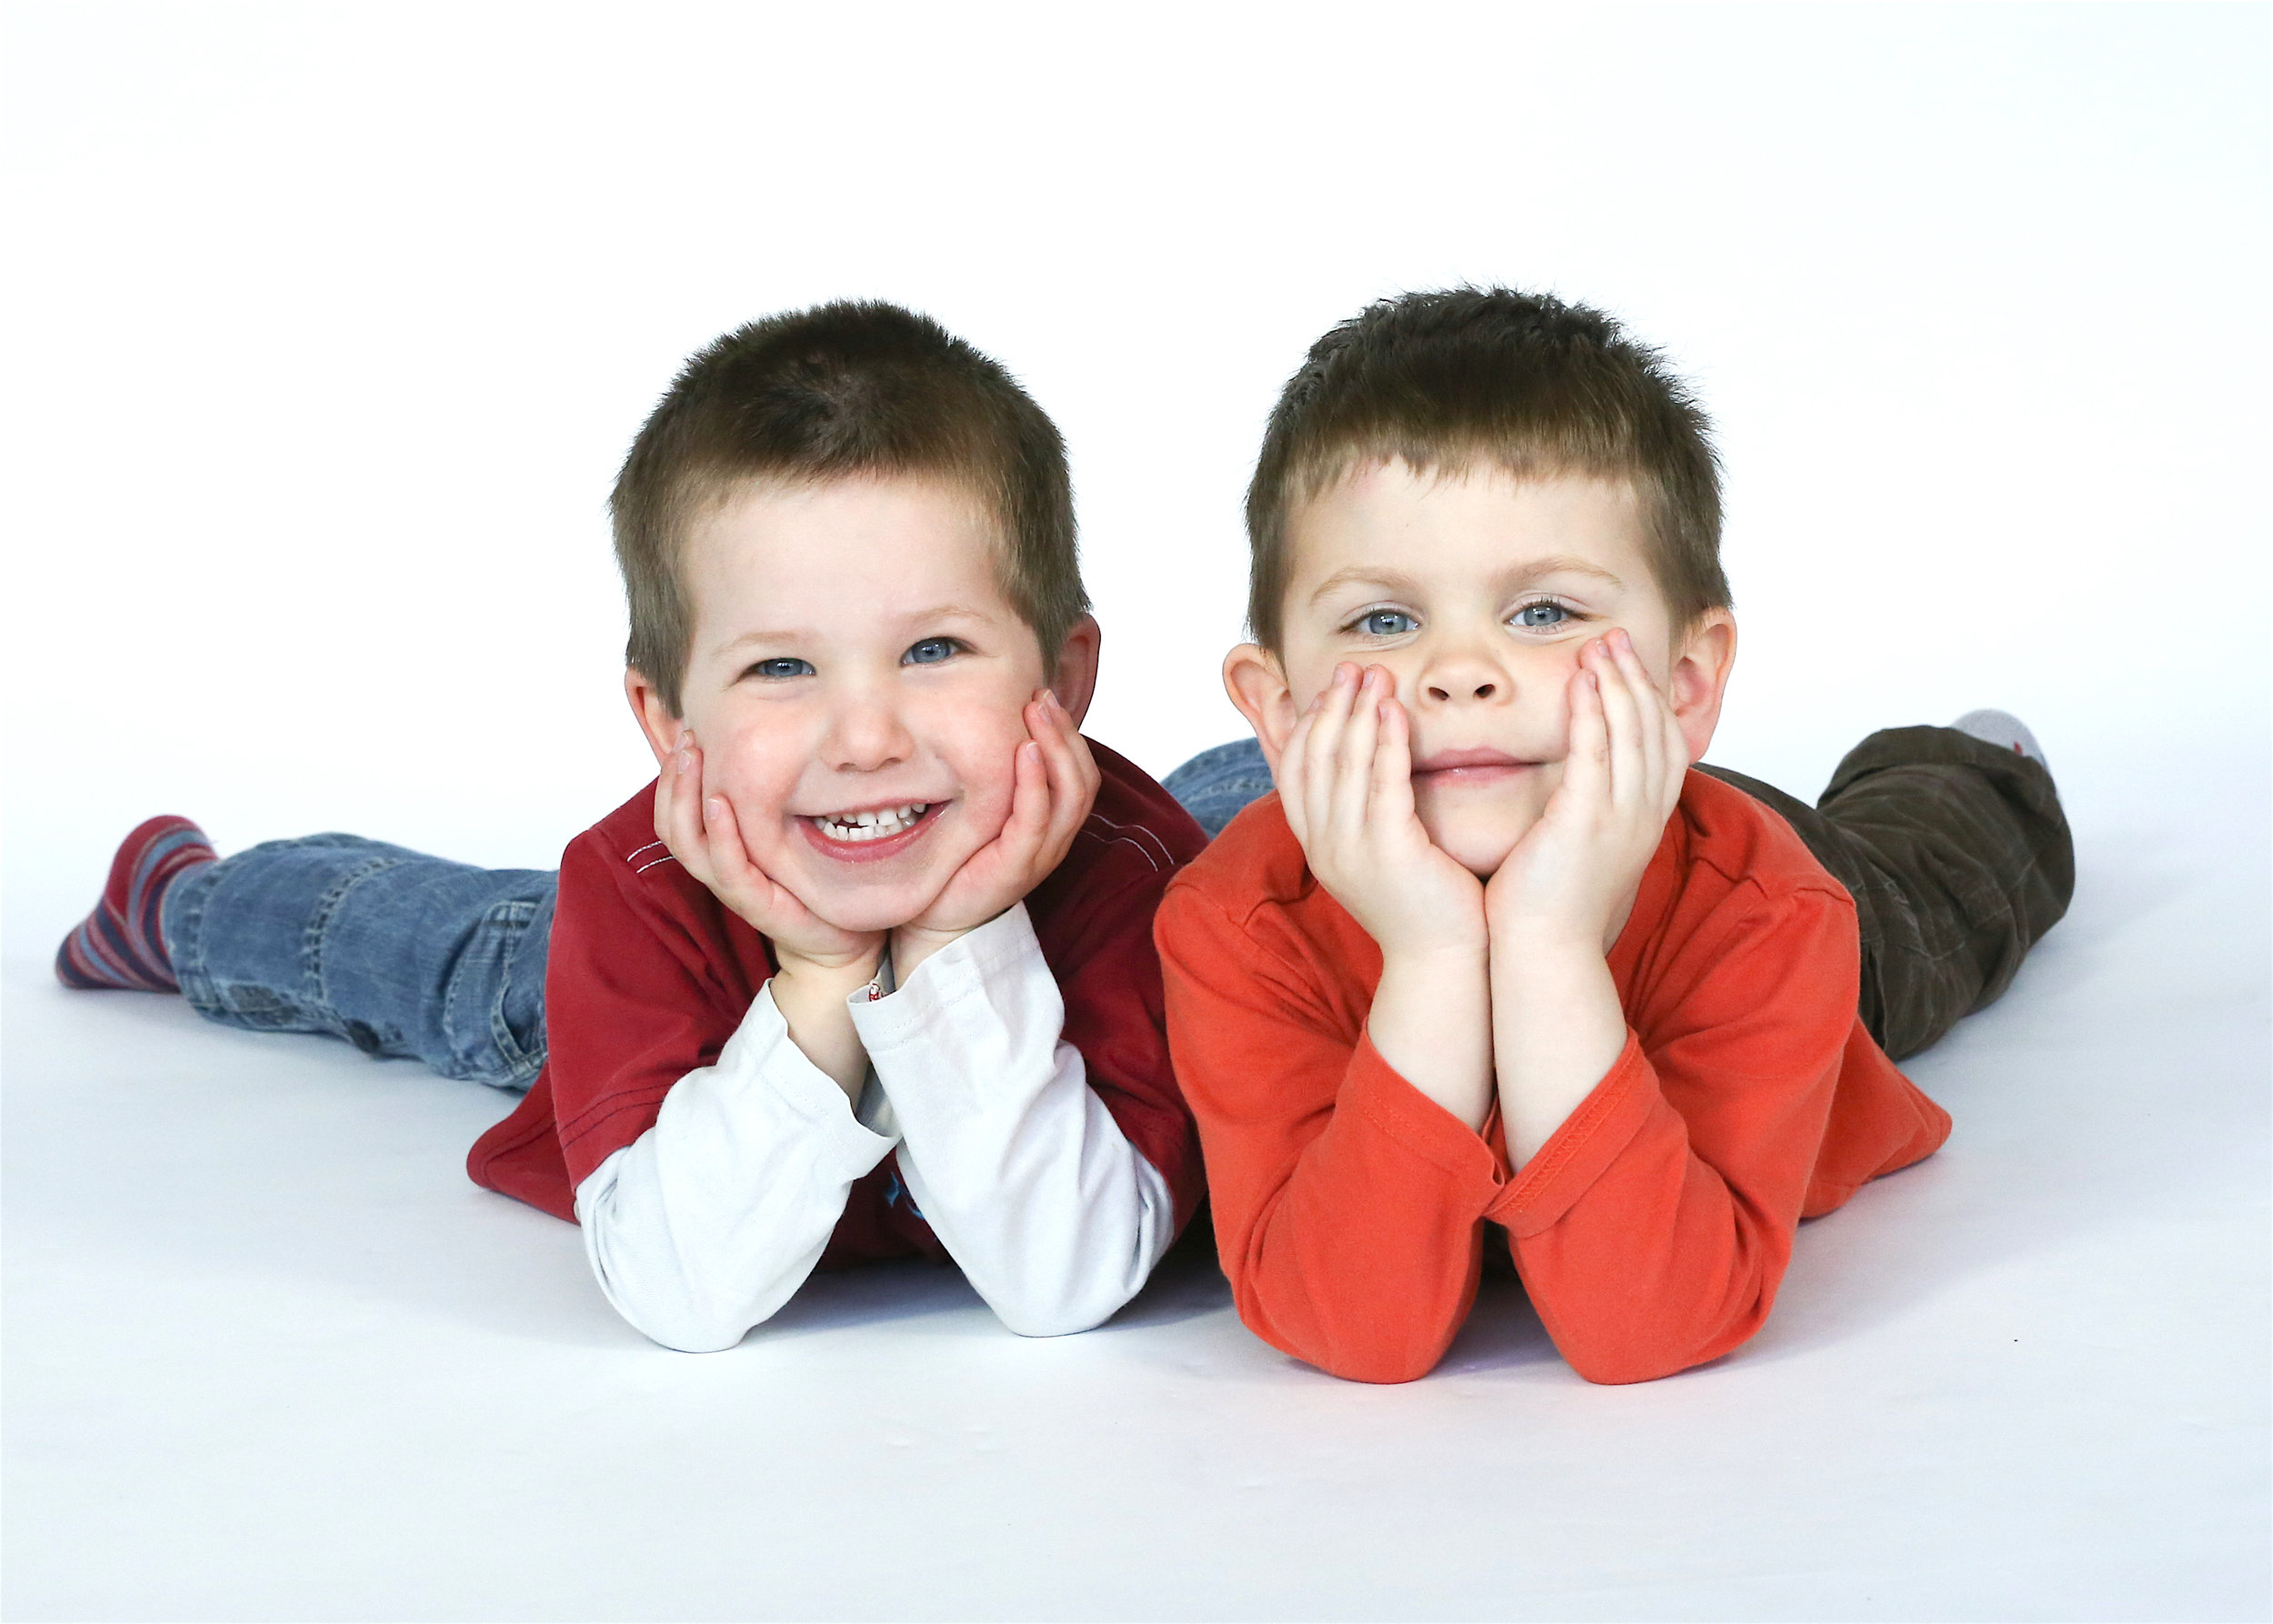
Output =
[
  {"x1": 1280, "y1": 664, "x2": 1487, "y2": 963},
  {"x1": 1281, "y1": 664, "x2": 1495, "y2": 1131},
  {"x1": 892, "y1": 690, "x2": 1100, "y2": 982},
  {"x1": 656, "y1": 732, "x2": 885, "y2": 975},
  {"x1": 1484, "y1": 628, "x2": 1687, "y2": 956}
]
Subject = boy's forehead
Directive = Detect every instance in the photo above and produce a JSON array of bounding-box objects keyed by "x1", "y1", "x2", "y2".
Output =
[
  {"x1": 684, "y1": 472, "x2": 1016, "y2": 606},
  {"x1": 1287, "y1": 460, "x2": 1654, "y2": 588}
]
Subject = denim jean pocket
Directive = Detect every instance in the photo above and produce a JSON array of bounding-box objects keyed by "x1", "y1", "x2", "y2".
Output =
[{"x1": 440, "y1": 897, "x2": 547, "y2": 1090}]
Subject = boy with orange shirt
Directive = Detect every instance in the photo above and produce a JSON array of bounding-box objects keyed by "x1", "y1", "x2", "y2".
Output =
[{"x1": 1156, "y1": 287, "x2": 2071, "y2": 1385}]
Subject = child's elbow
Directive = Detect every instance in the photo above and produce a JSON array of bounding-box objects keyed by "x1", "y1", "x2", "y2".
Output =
[
  {"x1": 1320, "y1": 1348, "x2": 1443, "y2": 1385},
  {"x1": 991, "y1": 1281, "x2": 1131, "y2": 1338},
  {"x1": 1553, "y1": 1312, "x2": 1759, "y2": 1386},
  {"x1": 621, "y1": 1303, "x2": 753, "y2": 1355}
]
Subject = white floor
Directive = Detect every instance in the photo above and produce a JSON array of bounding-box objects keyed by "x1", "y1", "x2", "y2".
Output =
[{"x1": 5, "y1": 737, "x2": 2266, "y2": 1622}]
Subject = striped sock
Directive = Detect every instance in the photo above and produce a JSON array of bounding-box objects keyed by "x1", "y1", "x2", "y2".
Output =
[{"x1": 55, "y1": 817, "x2": 216, "y2": 992}]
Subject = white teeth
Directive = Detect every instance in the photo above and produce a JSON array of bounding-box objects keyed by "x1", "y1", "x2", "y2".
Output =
[{"x1": 816, "y1": 803, "x2": 928, "y2": 843}]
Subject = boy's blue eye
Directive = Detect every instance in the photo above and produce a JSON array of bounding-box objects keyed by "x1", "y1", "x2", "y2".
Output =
[
  {"x1": 1512, "y1": 601, "x2": 1570, "y2": 629},
  {"x1": 904, "y1": 637, "x2": 959, "y2": 666},
  {"x1": 1359, "y1": 610, "x2": 1417, "y2": 637},
  {"x1": 751, "y1": 657, "x2": 815, "y2": 680}
]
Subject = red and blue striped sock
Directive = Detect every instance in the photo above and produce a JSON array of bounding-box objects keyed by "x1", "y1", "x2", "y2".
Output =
[{"x1": 55, "y1": 817, "x2": 216, "y2": 992}]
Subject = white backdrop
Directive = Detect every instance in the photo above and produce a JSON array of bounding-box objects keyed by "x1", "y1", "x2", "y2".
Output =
[
  {"x1": 5, "y1": 6, "x2": 2268, "y2": 1621},
  {"x1": 4, "y1": 2, "x2": 2265, "y2": 890}
]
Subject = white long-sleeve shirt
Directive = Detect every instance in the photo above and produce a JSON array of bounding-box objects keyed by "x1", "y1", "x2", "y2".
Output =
[{"x1": 575, "y1": 906, "x2": 1177, "y2": 1352}]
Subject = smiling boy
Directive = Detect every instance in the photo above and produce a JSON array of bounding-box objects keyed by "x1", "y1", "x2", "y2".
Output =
[
  {"x1": 1156, "y1": 288, "x2": 2072, "y2": 1385},
  {"x1": 57, "y1": 303, "x2": 1205, "y2": 1350}
]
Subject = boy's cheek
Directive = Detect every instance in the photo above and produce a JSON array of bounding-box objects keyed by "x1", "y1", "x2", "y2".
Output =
[{"x1": 949, "y1": 767, "x2": 1018, "y2": 849}]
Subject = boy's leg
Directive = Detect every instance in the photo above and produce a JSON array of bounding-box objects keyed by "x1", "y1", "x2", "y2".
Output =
[
  {"x1": 161, "y1": 834, "x2": 556, "y2": 1089},
  {"x1": 1702, "y1": 723, "x2": 2074, "y2": 1061}
]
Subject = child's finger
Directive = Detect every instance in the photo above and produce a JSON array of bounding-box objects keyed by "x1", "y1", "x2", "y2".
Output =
[
  {"x1": 1562, "y1": 658, "x2": 1610, "y2": 810},
  {"x1": 1601, "y1": 630, "x2": 1665, "y2": 799},
  {"x1": 1331, "y1": 667, "x2": 1387, "y2": 839},
  {"x1": 996, "y1": 737, "x2": 1052, "y2": 863},
  {"x1": 1658, "y1": 698, "x2": 1691, "y2": 819},
  {"x1": 706, "y1": 792, "x2": 816, "y2": 934},
  {"x1": 1034, "y1": 691, "x2": 1099, "y2": 810},
  {"x1": 1032, "y1": 696, "x2": 1100, "y2": 859},
  {"x1": 1372, "y1": 693, "x2": 1419, "y2": 829},
  {"x1": 1301, "y1": 666, "x2": 1358, "y2": 849},
  {"x1": 1589, "y1": 637, "x2": 1646, "y2": 806},
  {"x1": 700, "y1": 787, "x2": 760, "y2": 894},
  {"x1": 662, "y1": 733, "x2": 713, "y2": 877},
  {"x1": 1277, "y1": 704, "x2": 1316, "y2": 846}
]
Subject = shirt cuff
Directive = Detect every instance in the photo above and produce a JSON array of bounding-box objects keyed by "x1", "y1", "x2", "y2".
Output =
[
  {"x1": 846, "y1": 904, "x2": 1047, "y2": 1100},
  {"x1": 1485, "y1": 1029, "x2": 1657, "y2": 1238},
  {"x1": 1341, "y1": 1030, "x2": 1507, "y2": 1209},
  {"x1": 736, "y1": 980, "x2": 900, "y2": 1160}
]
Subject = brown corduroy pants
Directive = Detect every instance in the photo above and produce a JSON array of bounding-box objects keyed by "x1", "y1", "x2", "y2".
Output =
[{"x1": 1702, "y1": 726, "x2": 2075, "y2": 1062}]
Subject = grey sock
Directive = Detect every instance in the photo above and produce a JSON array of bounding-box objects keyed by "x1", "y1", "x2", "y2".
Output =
[{"x1": 1950, "y1": 708, "x2": 2048, "y2": 769}]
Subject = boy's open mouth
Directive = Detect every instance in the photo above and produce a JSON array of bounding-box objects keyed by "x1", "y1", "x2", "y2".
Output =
[{"x1": 798, "y1": 801, "x2": 946, "y2": 863}]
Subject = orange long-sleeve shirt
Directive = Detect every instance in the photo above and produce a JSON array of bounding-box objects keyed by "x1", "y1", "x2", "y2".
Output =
[{"x1": 1155, "y1": 768, "x2": 1951, "y2": 1386}]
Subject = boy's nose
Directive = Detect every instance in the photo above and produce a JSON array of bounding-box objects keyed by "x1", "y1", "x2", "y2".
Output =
[
  {"x1": 1424, "y1": 677, "x2": 1498, "y2": 702},
  {"x1": 823, "y1": 694, "x2": 916, "y2": 769},
  {"x1": 1417, "y1": 645, "x2": 1507, "y2": 705}
]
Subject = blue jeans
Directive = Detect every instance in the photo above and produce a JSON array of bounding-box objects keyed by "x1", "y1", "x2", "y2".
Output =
[
  {"x1": 156, "y1": 750, "x2": 1281, "y2": 1090},
  {"x1": 1161, "y1": 738, "x2": 1277, "y2": 840},
  {"x1": 165, "y1": 835, "x2": 556, "y2": 1091}
]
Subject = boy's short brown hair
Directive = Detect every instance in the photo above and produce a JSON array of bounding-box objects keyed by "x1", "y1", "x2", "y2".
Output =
[
  {"x1": 613, "y1": 300, "x2": 1085, "y2": 715},
  {"x1": 1246, "y1": 287, "x2": 1729, "y2": 650}
]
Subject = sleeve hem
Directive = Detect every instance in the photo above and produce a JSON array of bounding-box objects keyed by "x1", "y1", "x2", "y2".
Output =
[
  {"x1": 732, "y1": 983, "x2": 898, "y2": 1156},
  {"x1": 851, "y1": 904, "x2": 1043, "y2": 1057},
  {"x1": 1486, "y1": 1031, "x2": 1657, "y2": 1238},
  {"x1": 1343, "y1": 1032, "x2": 1506, "y2": 1202}
]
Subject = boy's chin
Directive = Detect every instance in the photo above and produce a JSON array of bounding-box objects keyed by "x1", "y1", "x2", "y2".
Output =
[
  {"x1": 798, "y1": 879, "x2": 939, "y2": 937},
  {"x1": 1418, "y1": 817, "x2": 1534, "y2": 880},
  {"x1": 788, "y1": 852, "x2": 969, "y2": 937}
]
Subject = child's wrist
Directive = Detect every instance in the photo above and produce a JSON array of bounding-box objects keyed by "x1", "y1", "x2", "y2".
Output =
[
  {"x1": 774, "y1": 941, "x2": 885, "y2": 987},
  {"x1": 889, "y1": 916, "x2": 989, "y2": 984},
  {"x1": 1377, "y1": 939, "x2": 1490, "y2": 986}
]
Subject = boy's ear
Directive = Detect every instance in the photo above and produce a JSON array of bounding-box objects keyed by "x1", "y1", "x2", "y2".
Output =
[
  {"x1": 1223, "y1": 643, "x2": 1297, "y2": 776},
  {"x1": 1049, "y1": 614, "x2": 1102, "y2": 725},
  {"x1": 1667, "y1": 610, "x2": 1737, "y2": 764},
  {"x1": 624, "y1": 667, "x2": 683, "y2": 768}
]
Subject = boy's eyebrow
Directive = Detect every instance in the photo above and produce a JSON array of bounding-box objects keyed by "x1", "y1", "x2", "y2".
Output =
[
  {"x1": 1494, "y1": 556, "x2": 1625, "y2": 593},
  {"x1": 899, "y1": 601, "x2": 1006, "y2": 627},
  {"x1": 1306, "y1": 566, "x2": 1424, "y2": 606},
  {"x1": 709, "y1": 602, "x2": 1006, "y2": 658},
  {"x1": 1306, "y1": 556, "x2": 1625, "y2": 606}
]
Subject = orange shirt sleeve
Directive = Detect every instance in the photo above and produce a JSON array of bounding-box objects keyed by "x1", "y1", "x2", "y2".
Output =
[
  {"x1": 1490, "y1": 885, "x2": 1857, "y2": 1383},
  {"x1": 1161, "y1": 865, "x2": 1866, "y2": 1387},
  {"x1": 1157, "y1": 882, "x2": 1508, "y2": 1383}
]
